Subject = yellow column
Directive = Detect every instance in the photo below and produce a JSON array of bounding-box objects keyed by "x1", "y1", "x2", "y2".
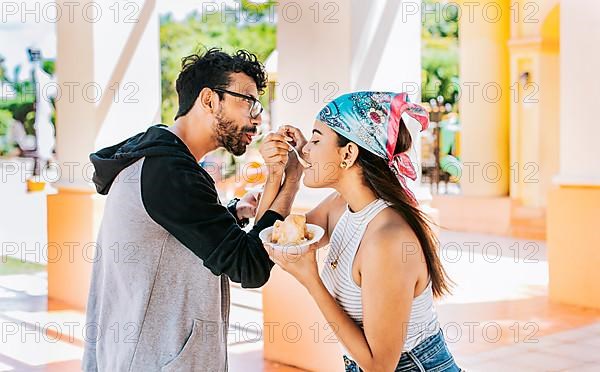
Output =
[
  {"x1": 507, "y1": 3, "x2": 560, "y2": 210},
  {"x1": 548, "y1": 0, "x2": 600, "y2": 310},
  {"x1": 48, "y1": 0, "x2": 160, "y2": 309},
  {"x1": 458, "y1": 0, "x2": 510, "y2": 196}
]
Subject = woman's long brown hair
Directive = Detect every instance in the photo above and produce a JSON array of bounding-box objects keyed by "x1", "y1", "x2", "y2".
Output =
[{"x1": 337, "y1": 119, "x2": 453, "y2": 298}]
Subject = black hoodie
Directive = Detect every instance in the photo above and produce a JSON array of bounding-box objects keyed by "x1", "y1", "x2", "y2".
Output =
[{"x1": 89, "y1": 124, "x2": 280, "y2": 287}]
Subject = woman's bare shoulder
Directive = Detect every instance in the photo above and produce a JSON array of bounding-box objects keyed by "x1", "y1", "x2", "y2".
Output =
[
  {"x1": 360, "y1": 206, "x2": 428, "y2": 292},
  {"x1": 364, "y1": 208, "x2": 421, "y2": 258},
  {"x1": 371, "y1": 207, "x2": 414, "y2": 234}
]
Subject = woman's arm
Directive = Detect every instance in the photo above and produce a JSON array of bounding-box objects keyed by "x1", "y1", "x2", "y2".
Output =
[
  {"x1": 304, "y1": 191, "x2": 340, "y2": 248},
  {"x1": 271, "y1": 226, "x2": 421, "y2": 371},
  {"x1": 353, "y1": 226, "x2": 420, "y2": 370}
]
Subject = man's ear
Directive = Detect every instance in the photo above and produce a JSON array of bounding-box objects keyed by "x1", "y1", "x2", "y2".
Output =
[
  {"x1": 198, "y1": 87, "x2": 217, "y2": 113},
  {"x1": 341, "y1": 142, "x2": 359, "y2": 168}
]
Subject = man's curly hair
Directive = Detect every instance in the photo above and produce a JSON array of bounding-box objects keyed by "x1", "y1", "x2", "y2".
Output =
[{"x1": 174, "y1": 47, "x2": 268, "y2": 120}]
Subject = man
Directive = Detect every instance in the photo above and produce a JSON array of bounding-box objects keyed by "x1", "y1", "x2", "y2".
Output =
[{"x1": 82, "y1": 48, "x2": 302, "y2": 371}]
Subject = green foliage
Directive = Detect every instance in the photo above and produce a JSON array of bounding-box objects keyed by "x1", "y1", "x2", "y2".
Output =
[
  {"x1": 42, "y1": 59, "x2": 55, "y2": 75},
  {"x1": 422, "y1": 0, "x2": 459, "y2": 38},
  {"x1": 421, "y1": 0, "x2": 459, "y2": 104},
  {"x1": 0, "y1": 256, "x2": 46, "y2": 276},
  {"x1": 0, "y1": 97, "x2": 34, "y2": 125},
  {"x1": 159, "y1": 1, "x2": 276, "y2": 124},
  {"x1": 0, "y1": 53, "x2": 38, "y2": 128},
  {"x1": 24, "y1": 111, "x2": 36, "y2": 135},
  {"x1": 0, "y1": 55, "x2": 6, "y2": 81},
  {"x1": 0, "y1": 109, "x2": 14, "y2": 155},
  {"x1": 0, "y1": 55, "x2": 56, "y2": 143},
  {"x1": 0, "y1": 109, "x2": 12, "y2": 136},
  {"x1": 239, "y1": 0, "x2": 277, "y2": 22}
]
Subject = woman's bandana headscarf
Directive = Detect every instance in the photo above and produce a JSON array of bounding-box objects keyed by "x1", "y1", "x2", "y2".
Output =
[{"x1": 317, "y1": 91, "x2": 429, "y2": 205}]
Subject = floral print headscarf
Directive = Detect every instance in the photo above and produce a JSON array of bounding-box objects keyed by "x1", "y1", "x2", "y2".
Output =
[{"x1": 317, "y1": 92, "x2": 429, "y2": 204}]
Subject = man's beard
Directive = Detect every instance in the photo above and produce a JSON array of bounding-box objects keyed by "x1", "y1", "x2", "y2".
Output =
[{"x1": 214, "y1": 112, "x2": 255, "y2": 156}]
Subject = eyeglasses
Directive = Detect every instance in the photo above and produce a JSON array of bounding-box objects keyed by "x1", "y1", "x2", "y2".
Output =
[{"x1": 212, "y1": 88, "x2": 264, "y2": 119}]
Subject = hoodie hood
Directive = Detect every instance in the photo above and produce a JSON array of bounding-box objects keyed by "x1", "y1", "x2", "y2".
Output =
[{"x1": 90, "y1": 124, "x2": 196, "y2": 195}]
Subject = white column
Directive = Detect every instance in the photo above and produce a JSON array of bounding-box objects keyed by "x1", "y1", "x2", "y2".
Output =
[
  {"x1": 351, "y1": 0, "x2": 424, "y2": 192},
  {"x1": 274, "y1": 0, "x2": 352, "y2": 133},
  {"x1": 48, "y1": 0, "x2": 160, "y2": 309},
  {"x1": 351, "y1": 0, "x2": 422, "y2": 98},
  {"x1": 275, "y1": 0, "x2": 423, "y2": 206},
  {"x1": 554, "y1": 0, "x2": 600, "y2": 186},
  {"x1": 55, "y1": 0, "x2": 161, "y2": 189},
  {"x1": 265, "y1": 1, "x2": 423, "y2": 370},
  {"x1": 274, "y1": 0, "x2": 352, "y2": 207}
]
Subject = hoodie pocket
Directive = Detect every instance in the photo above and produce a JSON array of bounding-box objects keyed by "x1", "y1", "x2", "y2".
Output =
[{"x1": 161, "y1": 319, "x2": 226, "y2": 372}]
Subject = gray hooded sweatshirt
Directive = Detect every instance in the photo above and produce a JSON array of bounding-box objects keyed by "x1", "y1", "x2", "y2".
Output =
[{"x1": 82, "y1": 125, "x2": 281, "y2": 372}]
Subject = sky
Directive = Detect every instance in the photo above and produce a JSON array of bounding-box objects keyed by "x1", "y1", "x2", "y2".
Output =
[{"x1": 0, "y1": 0, "x2": 244, "y2": 80}]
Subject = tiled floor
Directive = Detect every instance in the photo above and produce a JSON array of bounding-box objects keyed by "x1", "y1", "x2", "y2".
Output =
[
  {"x1": 0, "y1": 272, "x2": 303, "y2": 372},
  {"x1": 2, "y1": 231, "x2": 600, "y2": 371}
]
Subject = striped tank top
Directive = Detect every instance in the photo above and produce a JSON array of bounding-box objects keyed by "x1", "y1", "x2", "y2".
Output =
[{"x1": 320, "y1": 198, "x2": 440, "y2": 351}]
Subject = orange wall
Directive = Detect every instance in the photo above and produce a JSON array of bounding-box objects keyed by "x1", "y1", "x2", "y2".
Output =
[{"x1": 547, "y1": 186, "x2": 600, "y2": 309}]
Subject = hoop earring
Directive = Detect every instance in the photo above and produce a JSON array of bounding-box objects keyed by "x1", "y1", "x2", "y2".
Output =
[{"x1": 340, "y1": 161, "x2": 348, "y2": 169}]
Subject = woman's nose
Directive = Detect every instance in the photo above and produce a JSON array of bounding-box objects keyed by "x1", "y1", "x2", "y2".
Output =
[{"x1": 302, "y1": 143, "x2": 309, "y2": 156}]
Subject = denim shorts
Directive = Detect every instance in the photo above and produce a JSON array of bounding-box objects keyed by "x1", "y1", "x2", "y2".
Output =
[{"x1": 343, "y1": 329, "x2": 461, "y2": 372}]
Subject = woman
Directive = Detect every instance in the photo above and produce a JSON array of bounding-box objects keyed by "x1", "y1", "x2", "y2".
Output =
[{"x1": 258, "y1": 91, "x2": 460, "y2": 372}]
